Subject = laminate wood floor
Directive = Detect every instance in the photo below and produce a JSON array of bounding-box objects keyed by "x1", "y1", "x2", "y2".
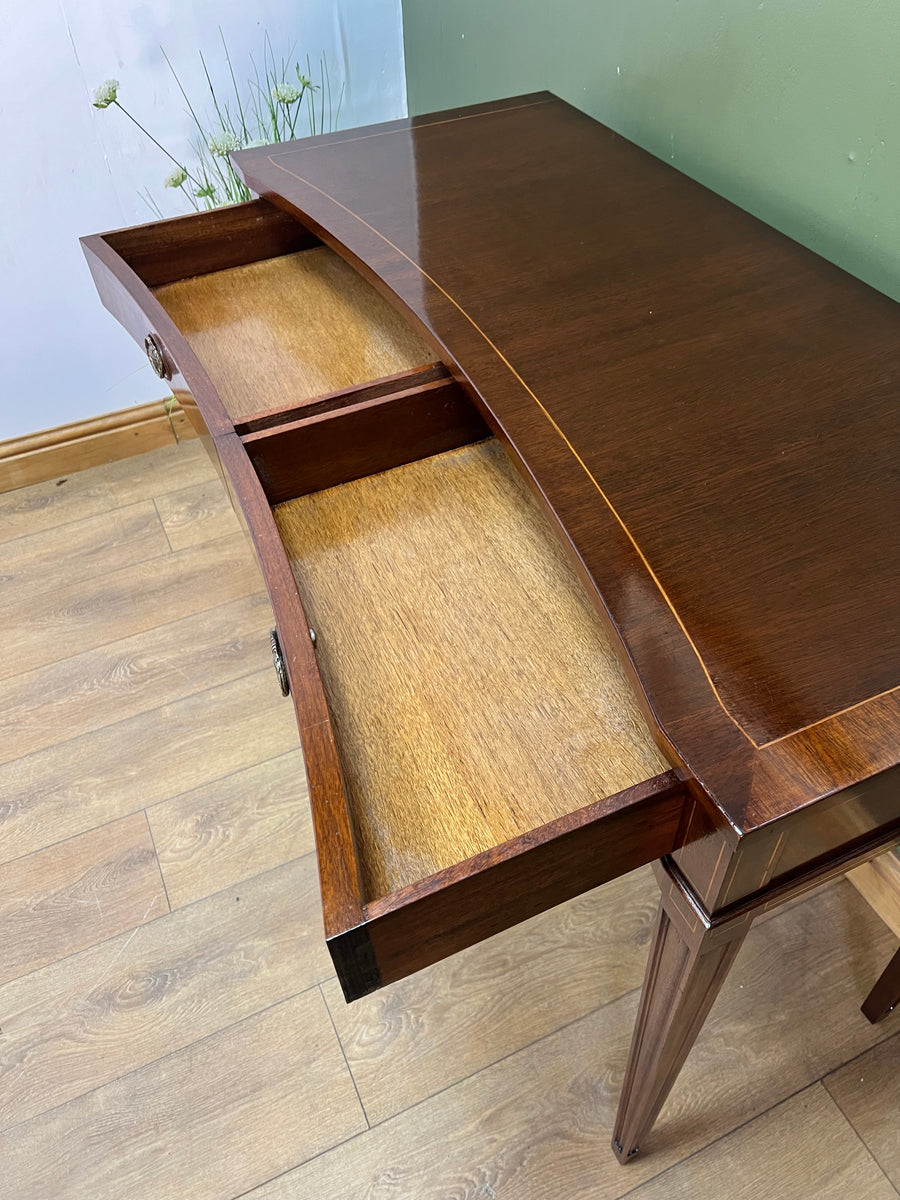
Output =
[{"x1": 0, "y1": 441, "x2": 897, "y2": 1200}]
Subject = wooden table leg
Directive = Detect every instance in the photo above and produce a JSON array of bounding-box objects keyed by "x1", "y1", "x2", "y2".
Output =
[
  {"x1": 612, "y1": 866, "x2": 751, "y2": 1162},
  {"x1": 862, "y1": 944, "x2": 900, "y2": 1023}
]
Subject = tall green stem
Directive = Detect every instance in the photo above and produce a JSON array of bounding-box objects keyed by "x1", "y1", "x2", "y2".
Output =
[{"x1": 112, "y1": 101, "x2": 201, "y2": 187}]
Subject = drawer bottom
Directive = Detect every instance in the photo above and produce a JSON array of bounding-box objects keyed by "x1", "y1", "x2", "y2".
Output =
[{"x1": 274, "y1": 440, "x2": 668, "y2": 901}]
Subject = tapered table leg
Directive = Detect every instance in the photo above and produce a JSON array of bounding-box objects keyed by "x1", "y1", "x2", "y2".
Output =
[
  {"x1": 612, "y1": 877, "x2": 750, "y2": 1162},
  {"x1": 862, "y1": 944, "x2": 900, "y2": 1023}
]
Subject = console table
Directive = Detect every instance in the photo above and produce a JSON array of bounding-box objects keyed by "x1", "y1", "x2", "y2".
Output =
[{"x1": 82, "y1": 92, "x2": 900, "y2": 1161}]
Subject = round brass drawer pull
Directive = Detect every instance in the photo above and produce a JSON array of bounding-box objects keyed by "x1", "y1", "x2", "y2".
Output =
[
  {"x1": 269, "y1": 629, "x2": 290, "y2": 697},
  {"x1": 144, "y1": 332, "x2": 171, "y2": 380}
]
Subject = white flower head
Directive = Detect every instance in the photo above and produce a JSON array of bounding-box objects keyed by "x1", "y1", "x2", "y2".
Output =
[
  {"x1": 92, "y1": 79, "x2": 119, "y2": 109},
  {"x1": 271, "y1": 83, "x2": 301, "y2": 105},
  {"x1": 207, "y1": 130, "x2": 241, "y2": 157},
  {"x1": 164, "y1": 166, "x2": 188, "y2": 189}
]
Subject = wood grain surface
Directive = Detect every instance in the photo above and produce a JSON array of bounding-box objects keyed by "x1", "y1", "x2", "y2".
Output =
[
  {"x1": 622, "y1": 1084, "x2": 898, "y2": 1200},
  {"x1": 2, "y1": 443, "x2": 895, "y2": 1195},
  {"x1": 334, "y1": 877, "x2": 898, "y2": 1133},
  {"x1": 0, "y1": 813, "x2": 165, "y2": 986},
  {"x1": 360, "y1": 771, "x2": 684, "y2": 995},
  {"x1": 324, "y1": 867, "x2": 660, "y2": 1123},
  {"x1": 0, "y1": 439, "x2": 217, "y2": 546},
  {"x1": 243, "y1": 378, "x2": 489, "y2": 504},
  {"x1": 862, "y1": 946, "x2": 900, "y2": 1024},
  {"x1": 0, "y1": 400, "x2": 196, "y2": 494},
  {"x1": 0, "y1": 532, "x2": 262, "y2": 681},
  {"x1": 0, "y1": 669, "x2": 300, "y2": 865},
  {"x1": 1, "y1": 990, "x2": 365, "y2": 1200},
  {"x1": 102, "y1": 197, "x2": 319, "y2": 288},
  {"x1": 274, "y1": 439, "x2": 667, "y2": 898},
  {"x1": 235, "y1": 361, "x2": 450, "y2": 433},
  {"x1": 76, "y1": 100, "x2": 900, "y2": 1165},
  {"x1": 825, "y1": 1033, "x2": 900, "y2": 1190},
  {"x1": 0, "y1": 857, "x2": 330, "y2": 1132},
  {"x1": 212, "y1": 433, "x2": 367, "y2": 949},
  {"x1": 242, "y1": 992, "x2": 658, "y2": 1200},
  {"x1": 153, "y1": 476, "x2": 242, "y2": 551},
  {"x1": 0, "y1": 500, "x2": 169, "y2": 598},
  {"x1": 0, "y1": 592, "x2": 275, "y2": 765},
  {"x1": 153, "y1": 246, "x2": 435, "y2": 423},
  {"x1": 236, "y1": 93, "x2": 900, "y2": 835},
  {"x1": 148, "y1": 749, "x2": 313, "y2": 908}
]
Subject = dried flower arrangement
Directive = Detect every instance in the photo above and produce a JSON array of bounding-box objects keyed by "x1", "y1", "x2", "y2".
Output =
[{"x1": 93, "y1": 34, "x2": 343, "y2": 213}]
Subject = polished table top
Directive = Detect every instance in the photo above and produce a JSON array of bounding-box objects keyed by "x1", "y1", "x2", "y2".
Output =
[{"x1": 236, "y1": 93, "x2": 900, "y2": 839}]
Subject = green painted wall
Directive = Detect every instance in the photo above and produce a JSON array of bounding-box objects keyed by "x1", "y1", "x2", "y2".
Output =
[{"x1": 402, "y1": 1, "x2": 900, "y2": 299}]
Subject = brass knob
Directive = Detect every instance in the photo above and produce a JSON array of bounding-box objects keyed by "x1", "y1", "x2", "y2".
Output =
[
  {"x1": 269, "y1": 629, "x2": 290, "y2": 697},
  {"x1": 144, "y1": 333, "x2": 171, "y2": 380}
]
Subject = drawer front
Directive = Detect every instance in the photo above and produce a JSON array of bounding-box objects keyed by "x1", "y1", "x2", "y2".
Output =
[{"x1": 81, "y1": 229, "x2": 232, "y2": 438}]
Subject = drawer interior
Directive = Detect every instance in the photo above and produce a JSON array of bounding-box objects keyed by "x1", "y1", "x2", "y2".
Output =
[
  {"x1": 151, "y1": 246, "x2": 436, "y2": 425},
  {"x1": 273, "y1": 438, "x2": 668, "y2": 902},
  {"x1": 86, "y1": 198, "x2": 687, "y2": 997}
]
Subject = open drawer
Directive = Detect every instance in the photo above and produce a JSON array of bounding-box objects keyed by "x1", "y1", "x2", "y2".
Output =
[
  {"x1": 81, "y1": 198, "x2": 470, "y2": 446},
  {"x1": 82, "y1": 199, "x2": 690, "y2": 1001}
]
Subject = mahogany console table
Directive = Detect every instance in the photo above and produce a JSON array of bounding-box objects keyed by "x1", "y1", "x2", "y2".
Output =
[{"x1": 82, "y1": 93, "x2": 900, "y2": 1161}]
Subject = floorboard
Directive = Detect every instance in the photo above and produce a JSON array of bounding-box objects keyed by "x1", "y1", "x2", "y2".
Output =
[
  {"x1": 0, "y1": 812, "x2": 166, "y2": 987},
  {"x1": 1, "y1": 991, "x2": 365, "y2": 1200},
  {"x1": 323, "y1": 866, "x2": 661, "y2": 1124},
  {"x1": 0, "y1": 856, "x2": 331, "y2": 1132},
  {"x1": 0, "y1": 440, "x2": 217, "y2": 545},
  {"x1": 324, "y1": 879, "x2": 896, "y2": 1146},
  {"x1": 0, "y1": 669, "x2": 300, "y2": 864},
  {"x1": 0, "y1": 592, "x2": 274, "y2": 764},
  {"x1": 824, "y1": 1033, "x2": 900, "y2": 1191},
  {"x1": 243, "y1": 896, "x2": 898, "y2": 1200},
  {"x1": 148, "y1": 749, "x2": 313, "y2": 909},
  {"x1": 0, "y1": 500, "x2": 170, "y2": 598},
  {"x1": 623, "y1": 1084, "x2": 898, "y2": 1200},
  {"x1": 0, "y1": 532, "x2": 262, "y2": 681},
  {"x1": 153, "y1": 477, "x2": 243, "y2": 551}
]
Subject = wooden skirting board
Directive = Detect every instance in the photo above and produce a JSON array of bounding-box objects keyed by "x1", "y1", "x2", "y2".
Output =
[
  {"x1": 847, "y1": 849, "x2": 900, "y2": 940},
  {"x1": 0, "y1": 399, "x2": 198, "y2": 494}
]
